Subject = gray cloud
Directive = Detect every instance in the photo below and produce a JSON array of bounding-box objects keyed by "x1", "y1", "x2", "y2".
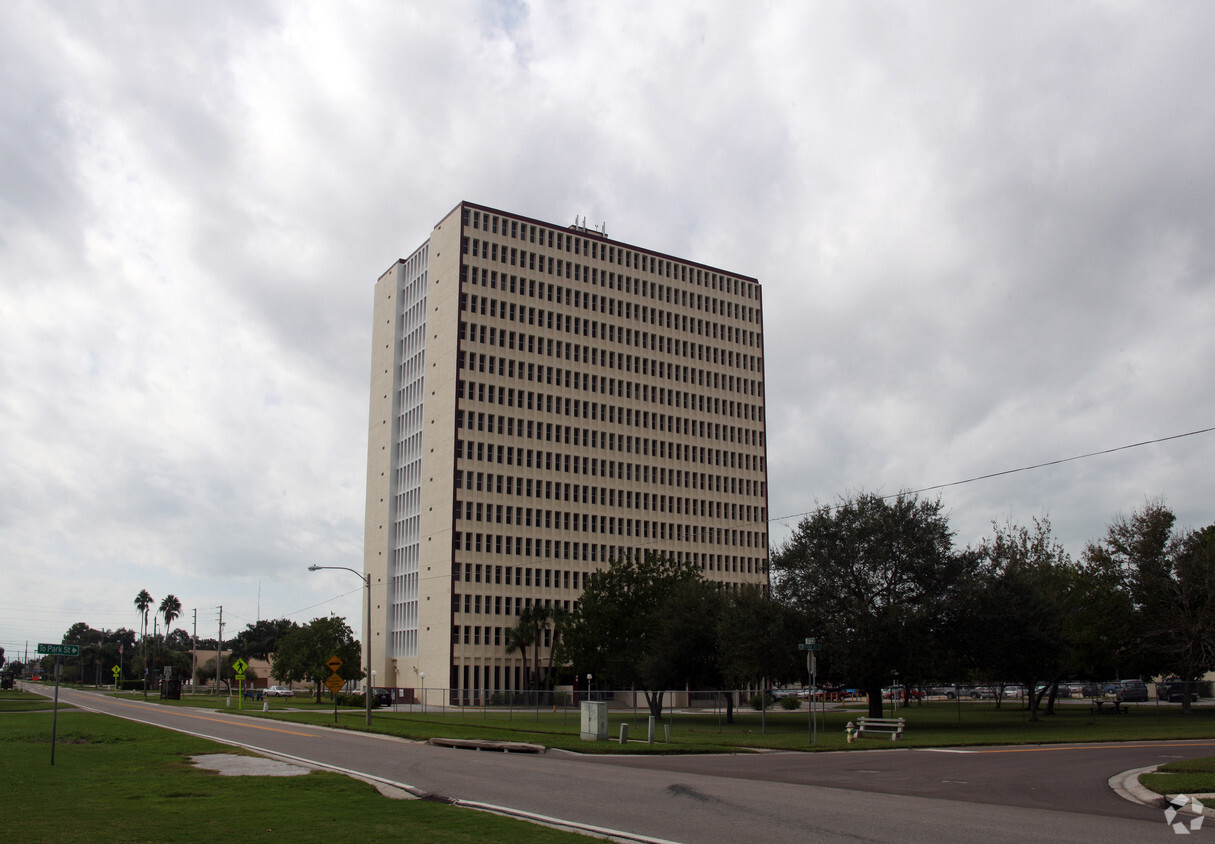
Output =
[{"x1": 2, "y1": 0, "x2": 1213, "y2": 649}]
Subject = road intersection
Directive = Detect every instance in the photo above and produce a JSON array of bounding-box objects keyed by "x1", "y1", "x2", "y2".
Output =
[{"x1": 42, "y1": 686, "x2": 1211, "y2": 843}]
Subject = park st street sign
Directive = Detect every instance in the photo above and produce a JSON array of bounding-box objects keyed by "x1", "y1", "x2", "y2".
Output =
[{"x1": 37, "y1": 644, "x2": 80, "y2": 656}]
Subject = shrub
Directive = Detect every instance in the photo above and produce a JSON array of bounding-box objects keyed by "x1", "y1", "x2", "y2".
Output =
[
  {"x1": 748, "y1": 692, "x2": 774, "y2": 710},
  {"x1": 779, "y1": 695, "x2": 802, "y2": 710}
]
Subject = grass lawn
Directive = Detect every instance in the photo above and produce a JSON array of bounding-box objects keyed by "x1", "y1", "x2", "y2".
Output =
[
  {"x1": 127, "y1": 693, "x2": 1215, "y2": 754},
  {"x1": 1140, "y1": 756, "x2": 1215, "y2": 797},
  {"x1": 0, "y1": 709, "x2": 591, "y2": 844},
  {"x1": 29, "y1": 683, "x2": 1215, "y2": 753},
  {"x1": 0, "y1": 689, "x2": 60, "y2": 712}
]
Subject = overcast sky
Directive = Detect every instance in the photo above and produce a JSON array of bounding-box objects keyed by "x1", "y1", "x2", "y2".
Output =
[{"x1": 3, "y1": 1, "x2": 1213, "y2": 656}]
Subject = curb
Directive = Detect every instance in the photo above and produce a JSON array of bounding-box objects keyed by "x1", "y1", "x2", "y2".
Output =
[{"x1": 1110, "y1": 766, "x2": 1215, "y2": 817}]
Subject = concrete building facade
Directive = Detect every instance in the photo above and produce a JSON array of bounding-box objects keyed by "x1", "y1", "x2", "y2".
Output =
[{"x1": 364, "y1": 201, "x2": 768, "y2": 701}]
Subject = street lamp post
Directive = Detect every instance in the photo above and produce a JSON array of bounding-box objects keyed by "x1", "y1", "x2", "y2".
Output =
[
  {"x1": 419, "y1": 671, "x2": 426, "y2": 713},
  {"x1": 308, "y1": 564, "x2": 372, "y2": 727}
]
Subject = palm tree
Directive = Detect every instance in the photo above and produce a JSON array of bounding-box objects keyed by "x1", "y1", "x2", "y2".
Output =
[
  {"x1": 159, "y1": 594, "x2": 182, "y2": 633},
  {"x1": 504, "y1": 612, "x2": 537, "y2": 701},
  {"x1": 134, "y1": 590, "x2": 153, "y2": 660},
  {"x1": 543, "y1": 606, "x2": 569, "y2": 692}
]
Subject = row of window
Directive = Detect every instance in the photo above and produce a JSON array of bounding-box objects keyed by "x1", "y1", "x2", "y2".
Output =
[
  {"x1": 454, "y1": 478, "x2": 765, "y2": 524},
  {"x1": 463, "y1": 207, "x2": 759, "y2": 303},
  {"x1": 451, "y1": 511, "x2": 767, "y2": 548},
  {"x1": 455, "y1": 428, "x2": 764, "y2": 473},
  {"x1": 453, "y1": 622, "x2": 562, "y2": 648},
  {"x1": 456, "y1": 411, "x2": 763, "y2": 450},
  {"x1": 455, "y1": 561, "x2": 584, "y2": 589},
  {"x1": 460, "y1": 321, "x2": 759, "y2": 386},
  {"x1": 457, "y1": 378, "x2": 763, "y2": 427},
  {"x1": 454, "y1": 441, "x2": 765, "y2": 497},
  {"x1": 461, "y1": 279, "x2": 759, "y2": 363},
  {"x1": 451, "y1": 551, "x2": 763, "y2": 590},
  {"x1": 458, "y1": 347, "x2": 761, "y2": 402},
  {"x1": 461, "y1": 263, "x2": 759, "y2": 333}
]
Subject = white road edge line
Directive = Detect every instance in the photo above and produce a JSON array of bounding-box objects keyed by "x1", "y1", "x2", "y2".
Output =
[
  {"x1": 55, "y1": 690, "x2": 682, "y2": 844},
  {"x1": 917, "y1": 748, "x2": 978, "y2": 753}
]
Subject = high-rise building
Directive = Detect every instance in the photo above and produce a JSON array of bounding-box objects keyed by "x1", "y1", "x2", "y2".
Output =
[{"x1": 363, "y1": 201, "x2": 768, "y2": 701}]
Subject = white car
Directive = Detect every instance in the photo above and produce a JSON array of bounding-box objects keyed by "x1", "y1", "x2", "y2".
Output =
[{"x1": 263, "y1": 686, "x2": 294, "y2": 697}]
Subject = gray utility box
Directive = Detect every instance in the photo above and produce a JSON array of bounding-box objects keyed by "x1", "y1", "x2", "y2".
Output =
[{"x1": 580, "y1": 700, "x2": 608, "y2": 741}]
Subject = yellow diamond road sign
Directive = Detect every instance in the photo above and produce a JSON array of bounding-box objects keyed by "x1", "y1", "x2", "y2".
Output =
[
  {"x1": 111, "y1": 665, "x2": 120, "y2": 677},
  {"x1": 326, "y1": 655, "x2": 343, "y2": 672},
  {"x1": 231, "y1": 658, "x2": 248, "y2": 674},
  {"x1": 325, "y1": 673, "x2": 344, "y2": 693}
]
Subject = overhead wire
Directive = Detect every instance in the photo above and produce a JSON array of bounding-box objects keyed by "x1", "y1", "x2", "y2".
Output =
[{"x1": 769, "y1": 425, "x2": 1215, "y2": 528}]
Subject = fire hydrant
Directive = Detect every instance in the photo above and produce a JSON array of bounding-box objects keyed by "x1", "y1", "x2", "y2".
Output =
[{"x1": 845, "y1": 721, "x2": 857, "y2": 743}]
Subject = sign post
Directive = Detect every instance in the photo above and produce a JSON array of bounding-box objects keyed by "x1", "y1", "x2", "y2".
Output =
[
  {"x1": 37, "y1": 643, "x2": 79, "y2": 765},
  {"x1": 112, "y1": 664, "x2": 121, "y2": 692},
  {"x1": 231, "y1": 659, "x2": 248, "y2": 710},
  {"x1": 325, "y1": 656, "x2": 344, "y2": 723},
  {"x1": 798, "y1": 638, "x2": 823, "y2": 746}
]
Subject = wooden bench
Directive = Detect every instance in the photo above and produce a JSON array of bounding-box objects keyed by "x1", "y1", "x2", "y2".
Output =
[{"x1": 856, "y1": 716, "x2": 906, "y2": 740}]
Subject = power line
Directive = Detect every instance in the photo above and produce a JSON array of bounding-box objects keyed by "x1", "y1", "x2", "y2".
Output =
[{"x1": 771, "y1": 425, "x2": 1215, "y2": 527}]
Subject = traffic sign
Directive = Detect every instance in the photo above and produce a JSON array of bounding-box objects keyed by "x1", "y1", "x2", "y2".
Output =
[
  {"x1": 798, "y1": 642, "x2": 822, "y2": 651},
  {"x1": 231, "y1": 658, "x2": 248, "y2": 675},
  {"x1": 235, "y1": 674, "x2": 246, "y2": 683},
  {"x1": 326, "y1": 655, "x2": 343, "y2": 672},
  {"x1": 325, "y1": 673, "x2": 344, "y2": 693},
  {"x1": 37, "y1": 643, "x2": 79, "y2": 656},
  {"x1": 111, "y1": 666, "x2": 121, "y2": 677}
]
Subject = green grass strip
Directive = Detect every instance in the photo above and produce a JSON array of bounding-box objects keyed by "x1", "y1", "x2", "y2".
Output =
[{"x1": 0, "y1": 710, "x2": 592, "y2": 843}]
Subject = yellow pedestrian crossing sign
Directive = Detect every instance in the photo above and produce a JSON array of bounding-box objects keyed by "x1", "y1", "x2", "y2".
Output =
[
  {"x1": 231, "y1": 658, "x2": 248, "y2": 674},
  {"x1": 111, "y1": 665, "x2": 120, "y2": 677}
]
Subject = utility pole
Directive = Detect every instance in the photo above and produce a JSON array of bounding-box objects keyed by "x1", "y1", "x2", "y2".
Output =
[
  {"x1": 216, "y1": 606, "x2": 224, "y2": 697},
  {"x1": 191, "y1": 609, "x2": 198, "y2": 691}
]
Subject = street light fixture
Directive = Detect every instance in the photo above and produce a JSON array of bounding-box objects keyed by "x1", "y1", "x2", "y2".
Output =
[{"x1": 308, "y1": 564, "x2": 372, "y2": 727}]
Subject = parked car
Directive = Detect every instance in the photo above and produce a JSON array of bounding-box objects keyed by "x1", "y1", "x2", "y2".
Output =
[
  {"x1": 1003, "y1": 685, "x2": 1027, "y2": 698},
  {"x1": 371, "y1": 688, "x2": 393, "y2": 706},
  {"x1": 1157, "y1": 680, "x2": 1198, "y2": 703},
  {"x1": 1118, "y1": 679, "x2": 1149, "y2": 702},
  {"x1": 263, "y1": 686, "x2": 294, "y2": 697},
  {"x1": 969, "y1": 686, "x2": 997, "y2": 699}
]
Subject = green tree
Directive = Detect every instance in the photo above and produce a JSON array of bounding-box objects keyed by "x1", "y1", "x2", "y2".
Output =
[
  {"x1": 231, "y1": 619, "x2": 299, "y2": 661},
  {"x1": 716, "y1": 586, "x2": 805, "y2": 723},
  {"x1": 964, "y1": 518, "x2": 1074, "y2": 721},
  {"x1": 558, "y1": 553, "x2": 705, "y2": 718},
  {"x1": 271, "y1": 616, "x2": 362, "y2": 703},
  {"x1": 1084, "y1": 500, "x2": 1180, "y2": 682},
  {"x1": 1158, "y1": 525, "x2": 1215, "y2": 712},
  {"x1": 504, "y1": 609, "x2": 539, "y2": 698},
  {"x1": 772, "y1": 492, "x2": 964, "y2": 718}
]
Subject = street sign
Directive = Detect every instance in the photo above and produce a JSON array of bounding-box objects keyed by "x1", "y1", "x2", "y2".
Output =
[
  {"x1": 798, "y1": 643, "x2": 822, "y2": 651},
  {"x1": 234, "y1": 674, "x2": 246, "y2": 683},
  {"x1": 324, "y1": 673, "x2": 344, "y2": 693},
  {"x1": 37, "y1": 644, "x2": 79, "y2": 656},
  {"x1": 231, "y1": 658, "x2": 248, "y2": 675},
  {"x1": 111, "y1": 666, "x2": 121, "y2": 677},
  {"x1": 325, "y1": 655, "x2": 343, "y2": 672}
]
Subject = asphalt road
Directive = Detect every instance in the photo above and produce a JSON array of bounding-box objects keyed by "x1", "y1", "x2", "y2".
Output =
[{"x1": 41, "y1": 687, "x2": 1214, "y2": 843}]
